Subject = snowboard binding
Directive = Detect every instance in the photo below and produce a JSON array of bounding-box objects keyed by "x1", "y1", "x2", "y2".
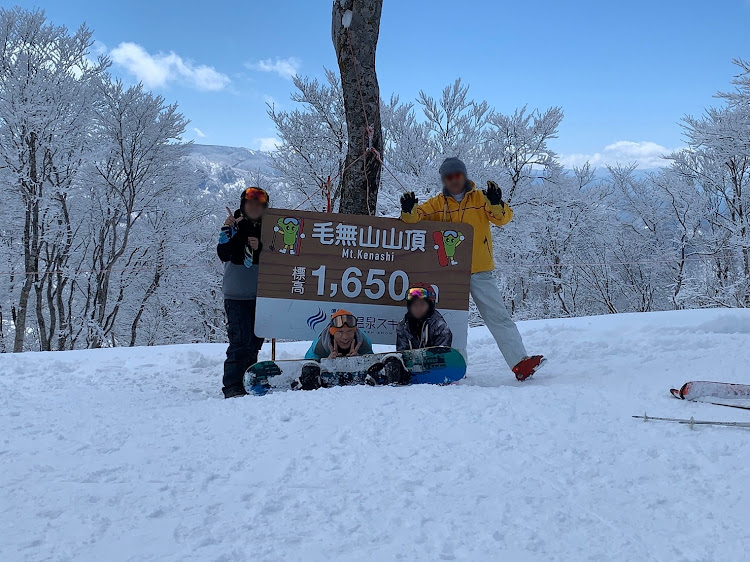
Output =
[{"x1": 369, "y1": 355, "x2": 410, "y2": 386}]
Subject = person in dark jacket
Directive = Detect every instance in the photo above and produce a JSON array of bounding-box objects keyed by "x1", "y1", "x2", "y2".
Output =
[
  {"x1": 396, "y1": 283, "x2": 453, "y2": 351},
  {"x1": 217, "y1": 187, "x2": 269, "y2": 398}
]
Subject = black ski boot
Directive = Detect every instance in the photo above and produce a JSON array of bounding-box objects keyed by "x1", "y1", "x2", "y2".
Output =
[
  {"x1": 291, "y1": 362, "x2": 322, "y2": 391},
  {"x1": 223, "y1": 385, "x2": 248, "y2": 399}
]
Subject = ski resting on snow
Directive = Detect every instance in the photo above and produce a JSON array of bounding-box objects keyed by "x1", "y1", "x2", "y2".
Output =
[
  {"x1": 670, "y1": 380, "x2": 750, "y2": 401},
  {"x1": 669, "y1": 380, "x2": 750, "y2": 410}
]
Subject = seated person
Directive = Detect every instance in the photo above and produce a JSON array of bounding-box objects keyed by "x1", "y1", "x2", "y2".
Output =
[
  {"x1": 295, "y1": 310, "x2": 374, "y2": 390},
  {"x1": 305, "y1": 310, "x2": 373, "y2": 360},
  {"x1": 396, "y1": 283, "x2": 453, "y2": 351}
]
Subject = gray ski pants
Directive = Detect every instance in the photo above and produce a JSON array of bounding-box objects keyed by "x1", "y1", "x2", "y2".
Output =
[{"x1": 470, "y1": 271, "x2": 527, "y2": 369}]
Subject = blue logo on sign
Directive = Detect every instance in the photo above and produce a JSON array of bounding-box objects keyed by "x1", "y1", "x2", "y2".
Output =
[{"x1": 307, "y1": 308, "x2": 327, "y2": 331}]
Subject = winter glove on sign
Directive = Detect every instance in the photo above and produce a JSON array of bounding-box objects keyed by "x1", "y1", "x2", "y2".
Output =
[
  {"x1": 484, "y1": 181, "x2": 504, "y2": 207},
  {"x1": 401, "y1": 191, "x2": 417, "y2": 214}
]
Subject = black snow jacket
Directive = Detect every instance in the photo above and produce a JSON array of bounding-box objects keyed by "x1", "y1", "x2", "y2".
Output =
[
  {"x1": 395, "y1": 310, "x2": 453, "y2": 351},
  {"x1": 217, "y1": 210, "x2": 263, "y2": 265},
  {"x1": 217, "y1": 210, "x2": 263, "y2": 300}
]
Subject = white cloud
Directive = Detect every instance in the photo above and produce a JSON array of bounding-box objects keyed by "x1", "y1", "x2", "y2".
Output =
[
  {"x1": 246, "y1": 57, "x2": 301, "y2": 80},
  {"x1": 90, "y1": 40, "x2": 108, "y2": 58},
  {"x1": 193, "y1": 128, "x2": 207, "y2": 138},
  {"x1": 254, "y1": 137, "x2": 280, "y2": 152},
  {"x1": 263, "y1": 94, "x2": 279, "y2": 107},
  {"x1": 110, "y1": 42, "x2": 230, "y2": 91},
  {"x1": 561, "y1": 141, "x2": 679, "y2": 169}
]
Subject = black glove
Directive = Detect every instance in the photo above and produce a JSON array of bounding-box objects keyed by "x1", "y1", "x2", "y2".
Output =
[
  {"x1": 400, "y1": 191, "x2": 417, "y2": 214},
  {"x1": 483, "y1": 181, "x2": 504, "y2": 206}
]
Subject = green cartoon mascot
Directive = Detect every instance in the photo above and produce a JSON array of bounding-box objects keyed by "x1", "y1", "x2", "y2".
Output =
[
  {"x1": 274, "y1": 217, "x2": 303, "y2": 254},
  {"x1": 442, "y1": 230, "x2": 464, "y2": 266}
]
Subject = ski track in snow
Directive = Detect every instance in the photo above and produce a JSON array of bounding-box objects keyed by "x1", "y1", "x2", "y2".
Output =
[{"x1": 2, "y1": 309, "x2": 750, "y2": 561}]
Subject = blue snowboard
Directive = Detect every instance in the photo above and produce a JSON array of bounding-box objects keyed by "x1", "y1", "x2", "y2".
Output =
[{"x1": 244, "y1": 346, "x2": 466, "y2": 396}]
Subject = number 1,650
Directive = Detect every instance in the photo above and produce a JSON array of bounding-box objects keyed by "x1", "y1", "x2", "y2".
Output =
[{"x1": 311, "y1": 266, "x2": 409, "y2": 301}]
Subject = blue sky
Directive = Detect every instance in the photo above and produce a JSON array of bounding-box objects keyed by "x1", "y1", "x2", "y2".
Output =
[{"x1": 12, "y1": 0, "x2": 750, "y2": 167}]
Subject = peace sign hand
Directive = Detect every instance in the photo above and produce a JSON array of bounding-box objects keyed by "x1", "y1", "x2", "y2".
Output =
[
  {"x1": 347, "y1": 341, "x2": 363, "y2": 357},
  {"x1": 224, "y1": 207, "x2": 237, "y2": 227}
]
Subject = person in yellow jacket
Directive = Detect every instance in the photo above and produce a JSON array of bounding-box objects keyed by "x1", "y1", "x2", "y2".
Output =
[{"x1": 400, "y1": 157, "x2": 545, "y2": 381}]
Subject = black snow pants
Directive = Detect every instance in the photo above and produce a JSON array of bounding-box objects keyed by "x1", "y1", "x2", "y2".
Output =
[{"x1": 223, "y1": 299, "x2": 264, "y2": 397}]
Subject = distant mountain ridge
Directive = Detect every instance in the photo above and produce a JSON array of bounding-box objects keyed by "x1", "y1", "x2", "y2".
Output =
[
  {"x1": 184, "y1": 144, "x2": 275, "y2": 192},
  {"x1": 183, "y1": 143, "x2": 652, "y2": 194}
]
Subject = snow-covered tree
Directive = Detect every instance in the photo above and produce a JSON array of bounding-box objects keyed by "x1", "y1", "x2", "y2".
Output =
[
  {"x1": 667, "y1": 59, "x2": 750, "y2": 307},
  {"x1": 482, "y1": 105, "x2": 564, "y2": 204},
  {"x1": 0, "y1": 9, "x2": 205, "y2": 351},
  {"x1": 417, "y1": 79, "x2": 490, "y2": 164},
  {"x1": 0, "y1": 7, "x2": 108, "y2": 351},
  {"x1": 268, "y1": 71, "x2": 347, "y2": 212},
  {"x1": 79, "y1": 78, "x2": 189, "y2": 348}
]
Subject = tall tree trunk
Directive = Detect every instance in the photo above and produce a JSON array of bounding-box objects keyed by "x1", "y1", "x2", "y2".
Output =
[
  {"x1": 129, "y1": 240, "x2": 166, "y2": 347},
  {"x1": 0, "y1": 307, "x2": 5, "y2": 353},
  {"x1": 332, "y1": 0, "x2": 383, "y2": 215},
  {"x1": 14, "y1": 278, "x2": 33, "y2": 352},
  {"x1": 14, "y1": 136, "x2": 41, "y2": 352},
  {"x1": 14, "y1": 207, "x2": 33, "y2": 352}
]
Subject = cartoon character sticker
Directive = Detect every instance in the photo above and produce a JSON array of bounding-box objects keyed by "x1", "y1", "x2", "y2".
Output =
[
  {"x1": 274, "y1": 217, "x2": 306, "y2": 255},
  {"x1": 433, "y1": 230, "x2": 465, "y2": 267}
]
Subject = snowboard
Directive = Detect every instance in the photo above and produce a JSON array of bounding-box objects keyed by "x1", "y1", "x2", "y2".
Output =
[
  {"x1": 243, "y1": 346, "x2": 466, "y2": 396},
  {"x1": 670, "y1": 381, "x2": 750, "y2": 409}
]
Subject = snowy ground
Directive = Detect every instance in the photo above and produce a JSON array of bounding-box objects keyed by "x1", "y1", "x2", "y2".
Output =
[{"x1": 3, "y1": 309, "x2": 750, "y2": 561}]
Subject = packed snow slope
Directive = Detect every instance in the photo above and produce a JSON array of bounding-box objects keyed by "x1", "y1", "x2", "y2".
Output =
[{"x1": 3, "y1": 309, "x2": 750, "y2": 562}]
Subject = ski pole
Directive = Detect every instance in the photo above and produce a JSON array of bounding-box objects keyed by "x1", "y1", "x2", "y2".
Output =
[{"x1": 634, "y1": 413, "x2": 750, "y2": 429}]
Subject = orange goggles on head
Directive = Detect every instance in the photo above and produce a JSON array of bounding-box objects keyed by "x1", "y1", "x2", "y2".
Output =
[
  {"x1": 330, "y1": 314, "x2": 358, "y2": 329},
  {"x1": 242, "y1": 187, "x2": 269, "y2": 205}
]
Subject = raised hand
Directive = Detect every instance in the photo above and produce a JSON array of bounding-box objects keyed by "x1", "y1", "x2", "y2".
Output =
[
  {"x1": 400, "y1": 192, "x2": 417, "y2": 214},
  {"x1": 483, "y1": 181, "x2": 504, "y2": 206},
  {"x1": 347, "y1": 341, "x2": 363, "y2": 357},
  {"x1": 224, "y1": 207, "x2": 239, "y2": 227}
]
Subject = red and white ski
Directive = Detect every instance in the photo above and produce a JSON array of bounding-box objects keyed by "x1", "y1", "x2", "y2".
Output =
[{"x1": 670, "y1": 381, "x2": 750, "y2": 410}]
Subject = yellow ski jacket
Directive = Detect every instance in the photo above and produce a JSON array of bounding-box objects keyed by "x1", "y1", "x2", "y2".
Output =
[{"x1": 401, "y1": 182, "x2": 513, "y2": 273}]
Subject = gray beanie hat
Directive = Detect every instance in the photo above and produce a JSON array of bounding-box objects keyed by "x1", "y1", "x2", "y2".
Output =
[{"x1": 439, "y1": 157, "x2": 468, "y2": 178}]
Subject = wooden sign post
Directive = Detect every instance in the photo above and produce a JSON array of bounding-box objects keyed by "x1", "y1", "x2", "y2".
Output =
[{"x1": 256, "y1": 209, "x2": 474, "y2": 348}]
